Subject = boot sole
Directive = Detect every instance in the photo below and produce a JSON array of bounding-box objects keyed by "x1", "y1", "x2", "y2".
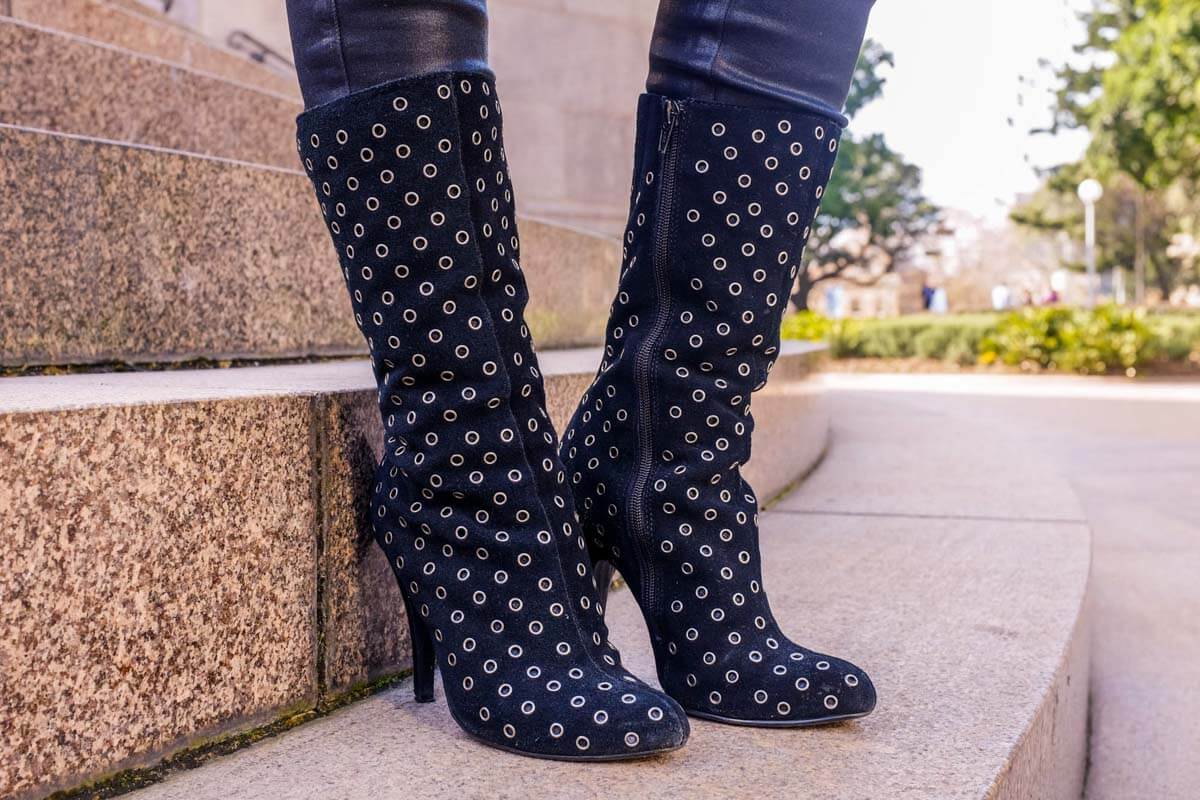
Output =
[
  {"x1": 461, "y1": 729, "x2": 687, "y2": 762},
  {"x1": 684, "y1": 708, "x2": 873, "y2": 728},
  {"x1": 438, "y1": 692, "x2": 688, "y2": 762}
]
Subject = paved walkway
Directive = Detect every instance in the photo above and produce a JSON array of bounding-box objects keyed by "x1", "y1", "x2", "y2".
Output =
[{"x1": 825, "y1": 373, "x2": 1200, "y2": 799}]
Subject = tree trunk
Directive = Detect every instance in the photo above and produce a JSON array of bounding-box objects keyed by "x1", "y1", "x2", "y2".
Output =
[
  {"x1": 1155, "y1": 264, "x2": 1173, "y2": 301},
  {"x1": 791, "y1": 273, "x2": 813, "y2": 311},
  {"x1": 1134, "y1": 186, "x2": 1147, "y2": 304}
]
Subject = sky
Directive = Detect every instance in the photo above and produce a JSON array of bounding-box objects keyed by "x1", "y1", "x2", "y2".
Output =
[{"x1": 854, "y1": 0, "x2": 1095, "y2": 225}]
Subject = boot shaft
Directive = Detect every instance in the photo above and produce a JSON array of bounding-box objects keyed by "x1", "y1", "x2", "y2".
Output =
[{"x1": 566, "y1": 94, "x2": 843, "y2": 575}]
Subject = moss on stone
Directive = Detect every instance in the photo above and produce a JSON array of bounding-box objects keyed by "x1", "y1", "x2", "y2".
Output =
[{"x1": 47, "y1": 671, "x2": 410, "y2": 800}]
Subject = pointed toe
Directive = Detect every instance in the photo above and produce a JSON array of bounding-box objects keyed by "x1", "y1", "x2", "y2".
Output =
[
  {"x1": 666, "y1": 646, "x2": 876, "y2": 727},
  {"x1": 648, "y1": 697, "x2": 691, "y2": 751},
  {"x1": 806, "y1": 656, "x2": 876, "y2": 722},
  {"x1": 596, "y1": 685, "x2": 689, "y2": 758},
  {"x1": 843, "y1": 665, "x2": 877, "y2": 718},
  {"x1": 522, "y1": 682, "x2": 690, "y2": 761}
]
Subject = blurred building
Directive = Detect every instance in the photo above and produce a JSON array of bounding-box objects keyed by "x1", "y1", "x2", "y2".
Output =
[
  {"x1": 806, "y1": 272, "x2": 926, "y2": 318},
  {"x1": 803, "y1": 207, "x2": 1102, "y2": 318}
]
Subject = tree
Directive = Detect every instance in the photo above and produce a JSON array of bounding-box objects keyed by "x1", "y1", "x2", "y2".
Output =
[
  {"x1": 1011, "y1": 165, "x2": 1183, "y2": 297},
  {"x1": 793, "y1": 42, "x2": 939, "y2": 310},
  {"x1": 1053, "y1": 0, "x2": 1200, "y2": 190},
  {"x1": 1016, "y1": 0, "x2": 1200, "y2": 299}
]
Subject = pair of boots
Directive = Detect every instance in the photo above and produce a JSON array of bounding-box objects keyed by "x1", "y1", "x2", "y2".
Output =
[{"x1": 296, "y1": 72, "x2": 875, "y2": 761}]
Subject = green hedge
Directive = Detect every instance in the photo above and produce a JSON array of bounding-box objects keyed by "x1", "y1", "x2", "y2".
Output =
[
  {"x1": 1147, "y1": 313, "x2": 1200, "y2": 361},
  {"x1": 781, "y1": 307, "x2": 1200, "y2": 375},
  {"x1": 979, "y1": 306, "x2": 1156, "y2": 373}
]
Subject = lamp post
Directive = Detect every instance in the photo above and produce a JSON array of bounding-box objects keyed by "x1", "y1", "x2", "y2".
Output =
[{"x1": 1077, "y1": 179, "x2": 1103, "y2": 308}]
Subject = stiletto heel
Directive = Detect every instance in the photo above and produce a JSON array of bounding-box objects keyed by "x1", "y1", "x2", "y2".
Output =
[
  {"x1": 594, "y1": 559, "x2": 615, "y2": 609},
  {"x1": 403, "y1": 596, "x2": 436, "y2": 703}
]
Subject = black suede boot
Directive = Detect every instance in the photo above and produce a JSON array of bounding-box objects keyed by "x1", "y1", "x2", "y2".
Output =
[
  {"x1": 561, "y1": 95, "x2": 877, "y2": 726},
  {"x1": 296, "y1": 73, "x2": 689, "y2": 759}
]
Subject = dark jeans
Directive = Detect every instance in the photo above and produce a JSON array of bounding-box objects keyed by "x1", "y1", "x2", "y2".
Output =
[{"x1": 286, "y1": 0, "x2": 874, "y2": 122}]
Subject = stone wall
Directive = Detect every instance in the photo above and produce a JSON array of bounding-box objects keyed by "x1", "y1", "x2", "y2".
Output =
[{"x1": 166, "y1": 0, "x2": 659, "y2": 236}]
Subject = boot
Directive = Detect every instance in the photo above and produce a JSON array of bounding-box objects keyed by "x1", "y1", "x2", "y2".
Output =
[
  {"x1": 561, "y1": 95, "x2": 877, "y2": 726},
  {"x1": 296, "y1": 73, "x2": 689, "y2": 759}
]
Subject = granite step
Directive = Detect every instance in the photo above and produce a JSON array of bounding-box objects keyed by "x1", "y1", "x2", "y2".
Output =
[
  {"x1": 0, "y1": 342, "x2": 828, "y2": 800},
  {"x1": 0, "y1": 123, "x2": 619, "y2": 368},
  {"x1": 118, "y1": 382, "x2": 1093, "y2": 800},
  {"x1": 2, "y1": 0, "x2": 300, "y2": 99},
  {"x1": 0, "y1": 17, "x2": 301, "y2": 169}
]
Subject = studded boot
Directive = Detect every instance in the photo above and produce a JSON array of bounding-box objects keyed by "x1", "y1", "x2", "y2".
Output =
[
  {"x1": 561, "y1": 95, "x2": 877, "y2": 726},
  {"x1": 296, "y1": 73, "x2": 689, "y2": 760}
]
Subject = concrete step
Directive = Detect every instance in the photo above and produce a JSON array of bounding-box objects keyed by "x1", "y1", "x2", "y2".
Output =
[
  {"x1": 0, "y1": 124, "x2": 619, "y2": 368},
  {"x1": 118, "y1": 381, "x2": 1091, "y2": 800},
  {"x1": 2, "y1": 0, "x2": 300, "y2": 99},
  {"x1": 0, "y1": 17, "x2": 301, "y2": 169},
  {"x1": 814, "y1": 374, "x2": 1200, "y2": 800},
  {"x1": 0, "y1": 342, "x2": 828, "y2": 800}
]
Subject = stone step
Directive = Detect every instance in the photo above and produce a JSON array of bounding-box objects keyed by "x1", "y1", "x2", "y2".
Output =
[
  {"x1": 2, "y1": 0, "x2": 300, "y2": 100},
  {"x1": 0, "y1": 17, "x2": 301, "y2": 169},
  {"x1": 0, "y1": 342, "x2": 828, "y2": 800},
  {"x1": 120, "y1": 382, "x2": 1091, "y2": 800},
  {"x1": 0, "y1": 124, "x2": 619, "y2": 368}
]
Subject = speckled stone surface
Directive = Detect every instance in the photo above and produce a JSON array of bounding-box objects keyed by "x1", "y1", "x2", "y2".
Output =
[
  {"x1": 122, "y1": 388, "x2": 1092, "y2": 800},
  {"x1": 0, "y1": 347, "x2": 828, "y2": 799},
  {"x1": 0, "y1": 125, "x2": 359, "y2": 367},
  {"x1": 317, "y1": 391, "x2": 411, "y2": 694},
  {"x1": 0, "y1": 19, "x2": 300, "y2": 168},
  {"x1": 5, "y1": 0, "x2": 301, "y2": 99},
  {"x1": 0, "y1": 397, "x2": 320, "y2": 800},
  {"x1": 0, "y1": 127, "x2": 622, "y2": 367}
]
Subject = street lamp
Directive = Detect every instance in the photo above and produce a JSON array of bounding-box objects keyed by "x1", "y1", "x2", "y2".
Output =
[{"x1": 1077, "y1": 178, "x2": 1103, "y2": 308}]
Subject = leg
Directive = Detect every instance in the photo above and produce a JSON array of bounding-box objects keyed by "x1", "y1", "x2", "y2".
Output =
[
  {"x1": 562, "y1": 2, "x2": 878, "y2": 726},
  {"x1": 286, "y1": 0, "x2": 491, "y2": 109},
  {"x1": 648, "y1": 0, "x2": 875, "y2": 121}
]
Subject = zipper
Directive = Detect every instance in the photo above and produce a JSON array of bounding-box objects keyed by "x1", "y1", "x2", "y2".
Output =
[{"x1": 629, "y1": 98, "x2": 681, "y2": 626}]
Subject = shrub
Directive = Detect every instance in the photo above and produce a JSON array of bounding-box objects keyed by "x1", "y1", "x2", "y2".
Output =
[
  {"x1": 911, "y1": 318, "x2": 993, "y2": 364},
  {"x1": 800, "y1": 314, "x2": 996, "y2": 362},
  {"x1": 854, "y1": 318, "x2": 917, "y2": 359},
  {"x1": 779, "y1": 311, "x2": 832, "y2": 342},
  {"x1": 1146, "y1": 314, "x2": 1200, "y2": 362},
  {"x1": 978, "y1": 306, "x2": 1155, "y2": 374},
  {"x1": 780, "y1": 306, "x2": 1200, "y2": 374},
  {"x1": 826, "y1": 319, "x2": 864, "y2": 358}
]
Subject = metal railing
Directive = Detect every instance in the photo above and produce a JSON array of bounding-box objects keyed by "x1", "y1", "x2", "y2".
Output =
[{"x1": 226, "y1": 29, "x2": 295, "y2": 73}]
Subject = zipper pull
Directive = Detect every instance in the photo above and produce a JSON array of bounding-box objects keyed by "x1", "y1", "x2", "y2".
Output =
[{"x1": 658, "y1": 99, "x2": 679, "y2": 153}]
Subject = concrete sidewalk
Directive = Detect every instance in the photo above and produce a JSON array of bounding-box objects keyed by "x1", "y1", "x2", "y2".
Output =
[{"x1": 825, "y1": 373, "x2": 1200, "y2": 800}]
